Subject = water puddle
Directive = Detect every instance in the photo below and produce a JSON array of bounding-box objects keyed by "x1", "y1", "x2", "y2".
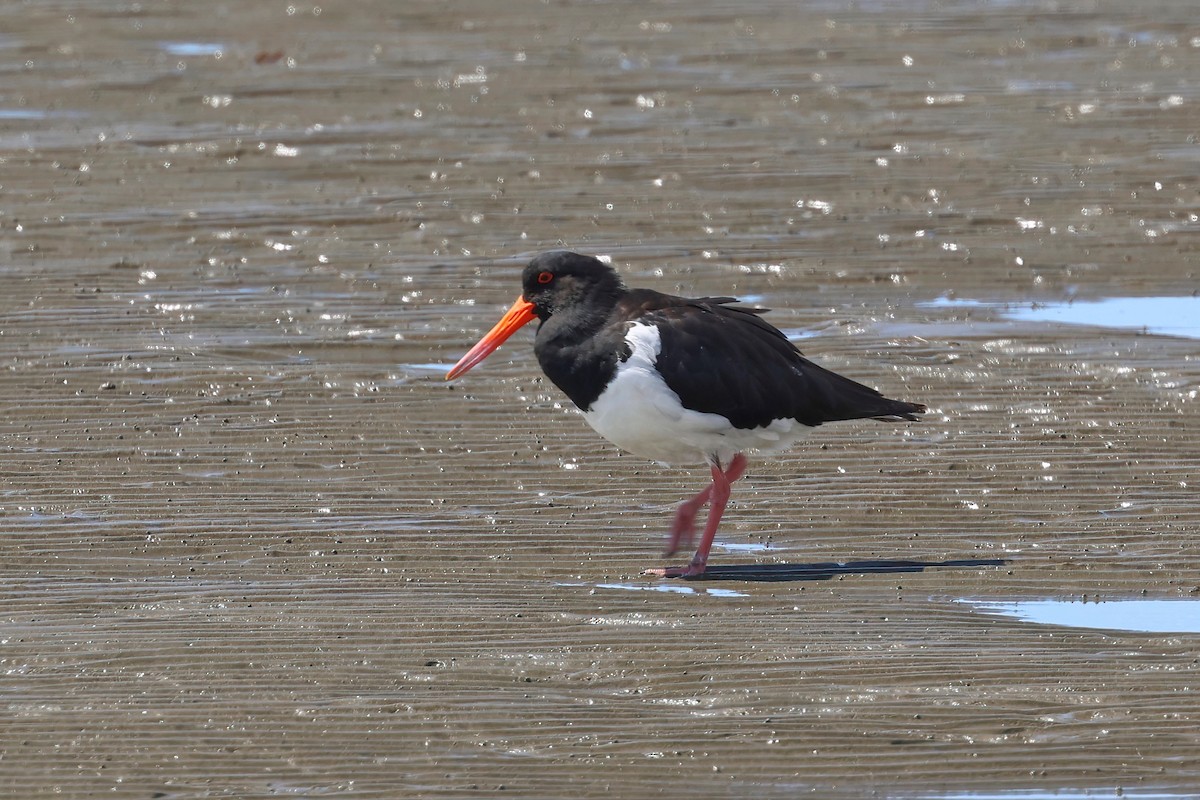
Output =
[
  {"x1": 398, "y1": 362, "x2": 455, "y2": 372},
  {"x1": 557, "y1": 581, "x2": 748, "y2": 598},
  {"x1": 959, "y1": 599, "x2": 1200, "y2": 634},
  {"x1": 0, "y1": 108, "x2": 87, "y2": 120},
  {"x1": 922, "y1": 791, "x2": 1192, "y2": 800},
  {"x1": 924, "y1": 296, "x2": 1200, "y2": 340},
  {"x1": 715, "y1": 540, "x2": 778, "y2": 553},
  {"x1": 157, "y1": 41, "x2": 225, "y2": 57}
]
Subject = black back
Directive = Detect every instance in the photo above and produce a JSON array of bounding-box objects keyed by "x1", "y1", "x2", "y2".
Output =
[
  {"x1": 622, "y1": 290, "x2": 924, "y2": 429},
  {"x1": 520, "y1": 251, "x2": 926, "y2": 430}
]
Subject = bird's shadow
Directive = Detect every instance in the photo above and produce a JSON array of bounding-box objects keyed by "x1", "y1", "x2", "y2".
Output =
[{"x1": 686, "y1": 558, "x2": 1007, "y2": 583}]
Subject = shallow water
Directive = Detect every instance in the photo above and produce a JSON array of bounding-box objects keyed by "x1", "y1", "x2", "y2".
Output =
[
  {"x1": 2, "y1": 0, "x2": 1199, "y2": 797},
  {"x1": 926, "y1": 792, "x2": 1195, "y2": 800},
  {"x1": 926, "y1": 296, "x2": 1200, "y2": 339},
  {"x1": 960, "y1": 599, "x2": 1200, "y2": 634}
]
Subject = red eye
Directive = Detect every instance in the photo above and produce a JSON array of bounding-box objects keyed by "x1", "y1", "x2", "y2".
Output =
[{"x1": 537, "y1": 271, "x2": 553, "y2": 284}]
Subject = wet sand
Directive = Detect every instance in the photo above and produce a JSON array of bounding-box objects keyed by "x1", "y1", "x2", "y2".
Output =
[{"x1": 2, "y1": 1, "x2": 1199, "y2": 797}]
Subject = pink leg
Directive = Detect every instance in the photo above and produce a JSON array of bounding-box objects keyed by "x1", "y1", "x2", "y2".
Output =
[
  {"x1": 664, "y1": 451, "x2": 749, "y2": 555},
  {"x1": 647, "y1": 453, "x2": 747, "y2": 578},
  {"x1": 722, "y1": 452, "x2": 748, "y2": 484},
  {"x1": 664, "y1": 484, "x2": 713, "y2": 557}
]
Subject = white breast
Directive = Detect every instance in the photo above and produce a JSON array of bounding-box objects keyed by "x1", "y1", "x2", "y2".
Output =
[{"x1": 582, "y1": 322, "x2": 809, "y2": 467}]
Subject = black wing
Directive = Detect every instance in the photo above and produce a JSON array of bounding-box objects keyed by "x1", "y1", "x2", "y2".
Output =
[{"x1": 618, "y1": 290, "x2": 925, "y2": 430}]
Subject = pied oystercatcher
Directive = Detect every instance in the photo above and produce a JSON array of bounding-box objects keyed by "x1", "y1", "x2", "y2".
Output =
[{"x1": 447, "y1": 251, "x2": 926, "y2": 577}]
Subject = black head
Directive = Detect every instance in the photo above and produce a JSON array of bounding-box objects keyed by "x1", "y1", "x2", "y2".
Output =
[
  {"x1": 521, "y1": 251, "x2": 625, "y2": 321},
  {"x1": 446, "y1": 250, "x2": 625, "y2": 381}
]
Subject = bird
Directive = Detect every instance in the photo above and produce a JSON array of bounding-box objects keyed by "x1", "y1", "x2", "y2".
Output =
[{"x1": 446, "y1": 250, "x2": 926, "y2": 578}]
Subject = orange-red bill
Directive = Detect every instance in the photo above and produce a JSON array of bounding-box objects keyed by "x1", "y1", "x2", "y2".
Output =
[{"x1": 446, "y1": 296, "x2": 537, "y2": 380}]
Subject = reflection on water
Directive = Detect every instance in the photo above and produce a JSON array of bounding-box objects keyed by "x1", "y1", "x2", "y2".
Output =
[
  {"x1": 960, "y1": 599, "x2": 1200, "y2": 634},
  {"x1": 926, "y1": 296, "x2": 1200, "y2": 340}
]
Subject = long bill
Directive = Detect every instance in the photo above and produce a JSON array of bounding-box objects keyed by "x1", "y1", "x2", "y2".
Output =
[{"x1": 446, "y1": 296, "x2": 537, "y2": 380}]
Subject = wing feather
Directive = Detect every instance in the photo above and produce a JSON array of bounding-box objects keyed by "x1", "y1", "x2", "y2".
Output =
[{"x1": 615, "y1": 290, "x2": 924, "y2": 430}]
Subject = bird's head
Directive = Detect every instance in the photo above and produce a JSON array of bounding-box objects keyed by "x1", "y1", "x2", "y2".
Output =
[
  {"x1": 446, "y1": 251, "x2": 624, "y2": 380},
  {"x1": 519, "y1": 250, "x2": 624, "y2": 321}
]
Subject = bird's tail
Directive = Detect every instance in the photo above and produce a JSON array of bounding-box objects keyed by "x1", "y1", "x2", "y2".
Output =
[
  {"x1": 870, "y1": 401, "x2": 926, "y2": 423},
  {"x1": 804, "y1": 359, "x2": 926, "y2": 424}
]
